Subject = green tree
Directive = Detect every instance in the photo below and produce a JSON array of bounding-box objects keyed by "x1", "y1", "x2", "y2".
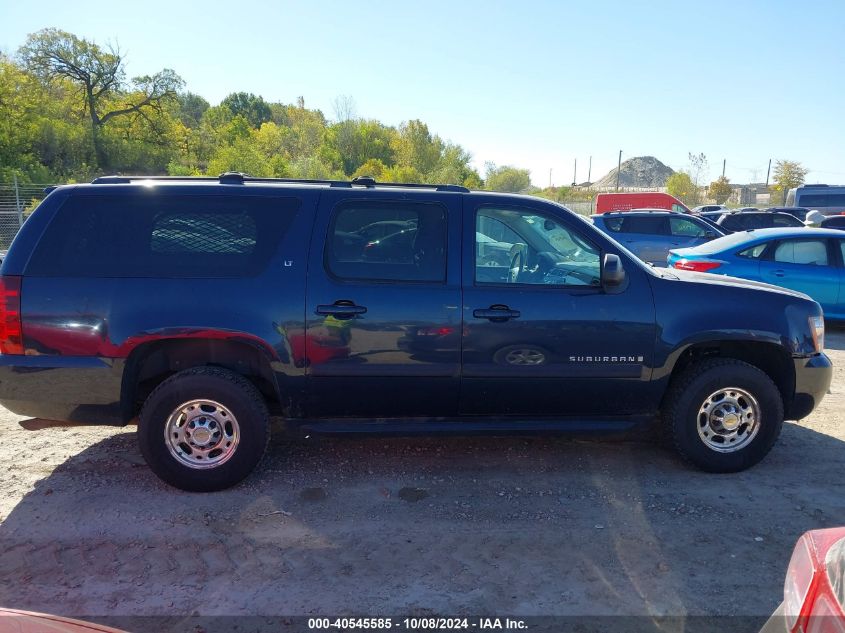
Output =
[
  {"x1": 352, "y1": 158, "x2": 388, "y2": 179},
  {"x1": 772, "y1": 160, "x2": 808, "y2": 204},
  {"x1": 666, "y1": 172, "x2": 697, "y2": 205},
  {"x1": 392, "y1": 120, "x2": 441, "y2": 175},
  {"x1": 485, "y1": 163, "x2": 531, "y2": 193},
  {"x1": 176, "y1": 92, "x2": 209, "y2": 128},
  {"x1": 19, "y1": 28, "x2": 183, "y2": 169},
  {"x1": 220, "y1": 92, "x2": 272, "y2": 129},
  {"x1": 708, "y1": 175, "x2": 732, "y2": 204}
]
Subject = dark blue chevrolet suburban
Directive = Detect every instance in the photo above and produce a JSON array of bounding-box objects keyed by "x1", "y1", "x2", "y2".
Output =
[{"x1": 0, "y1": 174, "x2": 832, "y2": 491}]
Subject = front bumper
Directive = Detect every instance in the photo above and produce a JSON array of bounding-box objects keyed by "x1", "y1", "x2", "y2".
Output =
[
  {"x1": 0, "y1": 354, "x2": 125, "y2": 425},
  {"x1": 787, "y1": 353, "x2": 833, "y2": 420}
]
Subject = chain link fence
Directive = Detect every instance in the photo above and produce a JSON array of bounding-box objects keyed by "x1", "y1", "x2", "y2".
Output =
[{"x1": 0, "y1": 180, "x2": 50, "y2": 249}]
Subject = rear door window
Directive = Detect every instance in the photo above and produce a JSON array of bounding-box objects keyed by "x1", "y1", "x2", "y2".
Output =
[
  {"x1": 773, "y1": 240, "x2": 829, "y2": 266},
  {"x1": 621, "y1": 216, "x2": 665, "y2": 234},
  {"x1": 27, "y1": 193, "x2": 299, "y2": 278},
  {"x1": 669, "y1": 217, "x2": 706, "y2": 237},
  {"x1": 326, "y1": 201, "x2": 447, "y2": 282},
  {"x1": 772, "y1": 214, "x2": 803, "y2": 227}
]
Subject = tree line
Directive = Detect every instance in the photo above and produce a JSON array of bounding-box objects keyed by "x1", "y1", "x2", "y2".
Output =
[
  {"x1": 1, "y1": 28, "x2": 532, "y2": 192},
  {"x1": 1, "y1": 28, "x2": 809, "y2": 206},
  {"x1": 666, "y1": 153, "x2": 808, "y2": 207}
]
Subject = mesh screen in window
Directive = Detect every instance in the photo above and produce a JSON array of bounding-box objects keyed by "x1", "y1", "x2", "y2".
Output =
[
  {"x1": 326, "y1": 202, "x2": 447, "y2": 282},
  {"x1": 151, "y1": 213, "x2": 257, "y2": 254},
  {"x1": 27, "y1": 193, "x2": 299, "y2": 278}
]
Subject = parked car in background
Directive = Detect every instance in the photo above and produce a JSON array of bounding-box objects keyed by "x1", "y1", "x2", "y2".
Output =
[
  {"x1": 592, "y1": 210, "x2": 724, "y2": 266},
  {"x1": 594, "y1": 192, "x2": 690, "y2": 214},
  {"x1": 758, "y1": 527, "x2": 845, "y2": 633},
  {"x1": 787, "y1": 184, "x2": 845, "y2": 215},
  {"x1": 713, "y1": 211, "x2": 805, "y2": 233},
  {"x1": 667, "y1": 227, "x2": 845, "y2": 319},
  {"x1": 820, "y1": 215, "x2": 845, "y2": 230},
  {"x1": 691, "y1": 204, "x2": 730, "y2": 214},
  {"x1": 766, "y1": 206, "x2": 812, "y2": 221}
]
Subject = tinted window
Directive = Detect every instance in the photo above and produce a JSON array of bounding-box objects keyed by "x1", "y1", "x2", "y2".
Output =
[
  {"x1": 773, "y1": 240, "x2": 829, "y2": 266},
  {"x1": 621, "y1": 216, "x2": 665, "y2": 234},
  {"x1": 822, "y1": 216, "x2": 845, "y2": 229},
  {"x1": 721, "y1": 214, "x2": 767, "y2": 231},
  {"x1": 799, "y1": 193, "x2": 845, "y2": 207},
  {"x1": 602, "y1": 217, "x2": 624, "y2": 232},
  {"x1": 772, "y1": 214, "x2": 803, "y2": 227},
  {"x1": 475, "y1": 206, "x2": 600, "y2": 287},
  {"x1": 669, "y1": 217, "x2": 706, "y2": 237},
  {"x1": 327, "y1": 201, "x2": 446, "y2": 282},
  {"x1": 27, "y1": 193, "x2": 298, "y2": 278}
]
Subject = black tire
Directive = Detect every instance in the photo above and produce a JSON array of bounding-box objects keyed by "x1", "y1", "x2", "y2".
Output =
[
  {"x1": 663, "y1": 358, "x2": 784, "y2": 473},
  {"x1": 138, "y1": 367, "x2": 270, "y2": 492}
]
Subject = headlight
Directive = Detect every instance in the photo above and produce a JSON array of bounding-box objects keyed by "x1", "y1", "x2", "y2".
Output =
[{"x1": 809, "y1": 315, "x2": 825, "y2": 353}]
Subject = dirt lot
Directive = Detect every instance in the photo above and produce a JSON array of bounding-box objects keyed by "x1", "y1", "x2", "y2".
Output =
[{"x1": 1, "y1": 327, "x2": 844, "y2": 630}]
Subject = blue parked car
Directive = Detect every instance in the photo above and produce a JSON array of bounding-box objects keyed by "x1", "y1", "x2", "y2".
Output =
[
  {"x1": 591, "y1": 210, "x2": 725, "y2": 267},
  {"x1": 668, "y1": 227, "x2": 845, "y2": 319}
]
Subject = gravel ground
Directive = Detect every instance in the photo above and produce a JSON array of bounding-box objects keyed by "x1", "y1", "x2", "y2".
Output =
[{"x1": 0, "y1": 327, "x2": 844, "y2": 630}]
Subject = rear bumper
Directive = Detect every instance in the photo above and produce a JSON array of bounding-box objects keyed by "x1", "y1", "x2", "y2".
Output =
[
  {"x1": 787, "y1": 353, "x2": 833, "y2": 420},
  {"x1": 0, "y1": 354, "x2": 125, "y2": 425}
]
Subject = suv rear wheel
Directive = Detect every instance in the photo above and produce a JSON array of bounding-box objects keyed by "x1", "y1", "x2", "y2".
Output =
[
  {"x1": 663, "y1": 358, "x2": 784, "y2": 472},
  {"x1": 138, "y1": 366, "x2": 270, "y2": 491}
]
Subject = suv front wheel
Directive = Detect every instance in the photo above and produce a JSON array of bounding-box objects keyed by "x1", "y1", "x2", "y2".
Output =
[
  {"x1": 138, "y1": 366, "x2": 270, "y2": 491},
  {"x1": 663, "y1": 358, "x2": 784, "y2": 472}
]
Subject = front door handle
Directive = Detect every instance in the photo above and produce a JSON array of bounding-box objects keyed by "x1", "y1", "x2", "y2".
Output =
[
  {"x1": 315, "y1": 302, "x2": 367, "y2": 319},
  {"x1": 773, "y1": 270, "x2": 785, "y2": 277},
  {"x1": 473, "y1": 305, "x2": 521, "y2": 322}
]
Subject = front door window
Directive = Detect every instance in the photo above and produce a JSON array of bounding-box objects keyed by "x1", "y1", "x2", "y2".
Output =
[{"x1": 475, "y1": 207, "x2": 601, "y2": 287}]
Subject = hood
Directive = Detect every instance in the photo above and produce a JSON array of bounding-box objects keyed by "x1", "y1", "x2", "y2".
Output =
[{"x1": 657, "y1": 267, "x2": 813, "y2": 301}]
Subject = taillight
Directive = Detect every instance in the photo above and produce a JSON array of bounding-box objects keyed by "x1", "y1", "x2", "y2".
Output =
[
  {"x1": 0, "y1": 275, "x2": 24, "y2": 355},
  {"x1": 672, "y1": 259, "x2": 722, "y2": 272},
  {"x1": 786, "y1": 537, "x2": 818, "y2": 630},
  {"x1": 784, "y1": 529, "x2": 845, "y2": 633},
  {"x1": 807, "y1": 594, "x2": 845, "y2": 633}
]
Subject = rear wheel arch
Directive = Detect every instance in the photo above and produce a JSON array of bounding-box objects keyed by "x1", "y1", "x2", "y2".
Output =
[{"x1": 121, "y1": 337, "x2": 280, "y2": 422}]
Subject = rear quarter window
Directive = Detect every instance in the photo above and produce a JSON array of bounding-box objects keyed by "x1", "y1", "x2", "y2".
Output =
[{"x1": 26, "y1": 193, "x2": 299, "y2": 278}]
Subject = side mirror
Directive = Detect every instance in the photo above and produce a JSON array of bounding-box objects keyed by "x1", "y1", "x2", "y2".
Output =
[
  {"x1": 602, "y1": 253, "x2": 626, "y2": 288},
  {"x1": 704, "y1": 231, "x2": 717, "y2": 240}
]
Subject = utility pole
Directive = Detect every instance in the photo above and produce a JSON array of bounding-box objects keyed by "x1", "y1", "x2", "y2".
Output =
[
  {"x1": 587, "y1": 156, "x2": 592, "y2": 184},
  {"x1": 572, "y1": 158, "x2": 577, "y2": 187},
  {"x1": 765, "y1": 159, "x2": 771, "y2": 188},
  {"x1": 615, "y1": 150, "x2": 622, "y2": 192},
  {"x1": 722, "y1": 159, "x2": 726, "y2": 178},
  {"x1": 549, "y1": 168, "x2": 552, "y2": 188}
]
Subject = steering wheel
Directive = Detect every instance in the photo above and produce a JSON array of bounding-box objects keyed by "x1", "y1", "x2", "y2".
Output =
[{"x1": 508, "y1": 250, "x2": 525, "y2": 283}]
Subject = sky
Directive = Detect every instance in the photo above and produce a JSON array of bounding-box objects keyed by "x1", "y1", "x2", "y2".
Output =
[{"x1": 2, "y1": 0, "x2": 844, "y2": 187}]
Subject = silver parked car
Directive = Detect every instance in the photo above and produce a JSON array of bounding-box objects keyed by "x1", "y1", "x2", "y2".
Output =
[{"x1": 591, "y1": 209, "x2": 725, "y2": 266}]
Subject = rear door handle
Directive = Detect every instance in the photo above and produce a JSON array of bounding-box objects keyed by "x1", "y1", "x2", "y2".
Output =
[
  {"x1": 473, "y1": 305, "x2": 520, "y2": 322},
  {"x1": 315, "y1": 303, "x2": 367, "y2": 319},
  {"x1": 773, "y1": 270, "x2": 785, "y2": 277}
]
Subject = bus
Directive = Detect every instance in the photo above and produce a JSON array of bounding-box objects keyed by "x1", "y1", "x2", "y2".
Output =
[{"x1": 786, "y1": 184, "x2": 845, "y2": 215}]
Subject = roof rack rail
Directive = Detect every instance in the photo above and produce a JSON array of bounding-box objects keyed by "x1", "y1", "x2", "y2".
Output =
[{"x1": 90, "y1": 172, "x2": 470, "y2": 192}]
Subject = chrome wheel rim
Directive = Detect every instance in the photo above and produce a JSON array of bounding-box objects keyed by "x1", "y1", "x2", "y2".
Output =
[
  {"x1": 697, "y1": 387, "x2": 760, "y2": 453},
  {"x1": 164, "y1": 399, "x2": 240, "y2": 469},
  {"x1": 504, "y1": 348, "x2": 546, "y2": 365}
]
